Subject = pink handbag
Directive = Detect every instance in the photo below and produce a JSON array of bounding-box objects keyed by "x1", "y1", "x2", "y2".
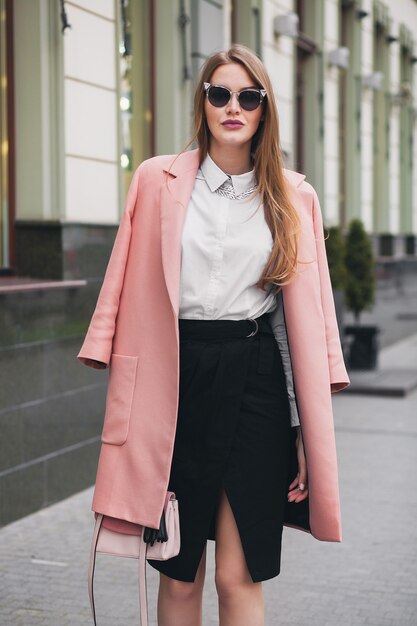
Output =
[{"x1": 88, "y1": 491, "x2": 180, "y2": 626}]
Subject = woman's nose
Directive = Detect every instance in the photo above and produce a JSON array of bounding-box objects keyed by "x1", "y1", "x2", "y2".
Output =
[{"x1": 226, "y1": 92, "x2": 240, "y2": 113}]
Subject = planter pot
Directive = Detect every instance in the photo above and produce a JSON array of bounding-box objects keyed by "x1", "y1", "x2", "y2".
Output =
[
  {"x1": 405, "y1": 234, "x2": 416, "y2": 256},
  {"x1": 378, "y1": 233, "x2": 394, "y2": 257},
  {"x1": 344, "y1": 325, "x2": 380, "y2": 370}
]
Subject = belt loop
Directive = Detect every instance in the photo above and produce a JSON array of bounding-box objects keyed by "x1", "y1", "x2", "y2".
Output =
[{"x1": 245, "y1": 318, "x2": 259, "y2": 337}]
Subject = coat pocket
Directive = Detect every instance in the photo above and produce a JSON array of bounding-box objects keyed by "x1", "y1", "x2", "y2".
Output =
[{"x1": 101, "y1": 354, "x2": 138, "y2": 445}]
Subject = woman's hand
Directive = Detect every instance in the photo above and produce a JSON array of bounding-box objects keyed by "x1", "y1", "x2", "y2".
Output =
[{"x1": 288, "y1": 426, "x2": 309, "y2": 503}]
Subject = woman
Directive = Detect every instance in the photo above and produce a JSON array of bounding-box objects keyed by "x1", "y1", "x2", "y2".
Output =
[{"x1": 78, "y1": 44, "x2": 349, "y2": 626}]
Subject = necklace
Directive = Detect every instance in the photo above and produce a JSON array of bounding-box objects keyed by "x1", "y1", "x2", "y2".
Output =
[{"x1": 214, "y1": 176, "x2": 258, "y2": 201}]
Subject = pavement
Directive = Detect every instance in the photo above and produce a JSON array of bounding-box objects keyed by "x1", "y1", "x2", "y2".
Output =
[
  {"x1": 343, "y1": 270, "x2": 417, "y2": 349},
  {"x1": 344, "y1": 332, "x2": 417, "y2": 397},
  {"x1": 341, "y1": 272, "x2": 417, "y2": 398},
  {"x1": 1, "y1": 331, "x2": 416, "y2": 625}
]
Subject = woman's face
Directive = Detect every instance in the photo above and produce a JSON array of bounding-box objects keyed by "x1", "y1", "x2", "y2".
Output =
[{"x1": 204, "y1": 63, "x2": 264, "y2": 153}]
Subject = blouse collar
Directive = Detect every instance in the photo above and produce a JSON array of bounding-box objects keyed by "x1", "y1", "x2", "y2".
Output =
[{"x1": 200, "y1": 152, "x2": 257, "y2": 197}]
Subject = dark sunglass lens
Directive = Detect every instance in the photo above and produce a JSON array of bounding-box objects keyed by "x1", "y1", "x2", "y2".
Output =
[
  {"x1": 208, "y1": 86, "x2": 230, "y2": 107},
  {"x1": 239, "y1": 90, "x2": 261, "y2": 111}
]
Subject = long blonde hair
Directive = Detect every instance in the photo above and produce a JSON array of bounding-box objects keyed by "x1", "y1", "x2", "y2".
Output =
[{"x1": 167, "y1": 43, "x2": 301, "y2": 292}]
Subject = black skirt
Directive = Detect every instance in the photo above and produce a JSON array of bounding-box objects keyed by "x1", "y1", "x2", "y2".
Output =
[{"x1": 147, "y1": 311, "x2": 293, "y2": 584}]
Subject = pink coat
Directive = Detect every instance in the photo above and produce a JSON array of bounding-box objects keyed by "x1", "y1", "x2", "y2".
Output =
[{"x1": 77, "y1": 148, "x2": 350, "y2": 541}]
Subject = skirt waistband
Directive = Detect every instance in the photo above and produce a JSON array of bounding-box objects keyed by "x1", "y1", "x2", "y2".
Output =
[{"x1": 178, "y1": 311, "x2": 274, "y2": 340}]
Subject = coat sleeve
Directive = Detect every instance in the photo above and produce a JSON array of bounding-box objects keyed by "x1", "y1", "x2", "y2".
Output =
[
  {"x1": 76, "y1": 163, "x2": 144, "y2": 369},
  {"x1": 310, "y1": 185, "x2": 350, "y2": 393}
]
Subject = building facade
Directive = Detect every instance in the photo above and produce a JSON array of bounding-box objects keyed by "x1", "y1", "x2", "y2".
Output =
[{"x1": 1, "y1": 0, "x2": 416, "y2": 525}]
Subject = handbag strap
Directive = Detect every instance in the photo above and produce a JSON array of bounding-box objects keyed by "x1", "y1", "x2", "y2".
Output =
[
  {"x1": 139, "y1": 530, "x2": 149, "y2": 626},
  {"x1": 88, "y1": 513, "x2": 150, "y2": 626},
  {"x1": 88, "y1": 513, "x2": 103, "y2": 626}
]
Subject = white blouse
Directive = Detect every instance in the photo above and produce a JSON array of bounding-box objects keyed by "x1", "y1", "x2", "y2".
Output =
[
  {"x1": 179, "y1": 151, "x2": 278, "y2": 320},
  {"x1": 178, "y1": 151, "x2": 300, "y2": 428}
]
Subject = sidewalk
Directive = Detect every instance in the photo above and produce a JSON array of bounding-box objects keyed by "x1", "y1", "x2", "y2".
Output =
[
  {"x1": 344, "y1": 332, "x2": 417, "y2": 397},
  {"x1": 343, "y1": 272, "x2": 417, "y2": 349},
  {"x1": 1, "y1": 340, "x2": 416, "y2": 625},
  {"x1": 342, "y1": 276, "x2": 417, "y2": 397}
]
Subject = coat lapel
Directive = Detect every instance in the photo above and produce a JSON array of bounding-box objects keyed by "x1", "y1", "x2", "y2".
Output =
[
  {"x1": 160, "y1": 149, "x2": 200, "y2": 316},
  {"x1": 160, "y1": 147, "x2": 306, "y2": 317}
]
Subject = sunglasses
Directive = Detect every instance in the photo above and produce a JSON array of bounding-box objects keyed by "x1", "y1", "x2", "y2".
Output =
[{"x1": 203, "y1": 82, "x2": 267, "y2": 112}]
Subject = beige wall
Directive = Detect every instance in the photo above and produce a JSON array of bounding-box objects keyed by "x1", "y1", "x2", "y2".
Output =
[
  {"x1": 14, "y1": 0, "x2": 59, "y2": 220},
  {"x1": 63, "y1": 0, "x2": 120, "y2": 224},
  {"x1": 13, "y1": 0, "x2": 121, "y2": 224},
  {"x1": 262, "y1": 0, "x2": 295, "y2": 164}
]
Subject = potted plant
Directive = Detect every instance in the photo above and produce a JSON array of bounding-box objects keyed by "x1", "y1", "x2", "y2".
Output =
[{"x1": 344, "y1": 218, "x2": 378, "y2": 370}]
